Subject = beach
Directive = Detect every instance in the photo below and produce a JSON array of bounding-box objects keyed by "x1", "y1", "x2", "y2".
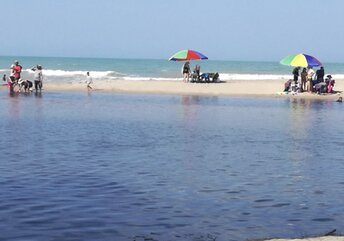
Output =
[
  {"x1": 3, "y1": 0, "x2": 344, "y2": 240},
  {"x1": 1, "y1": 58, "x2": 344, "y2": 241},
  {"x1": 2, "y1": 78, "x2": 342, "y2": 99}
]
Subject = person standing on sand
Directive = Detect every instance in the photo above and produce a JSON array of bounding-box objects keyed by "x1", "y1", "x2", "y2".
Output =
[
  {"x1": 300, "y1": 68, "x2": 307, "y2": 92},
  {"x1": 32, "y1": 65, "x2": 43, "y2": 92},
  {"x1": 85, "y1": 72, "x2": 93, "y2": 91},
  {"x1": 316, "y1": 66, "x2": 325, "y2": 82},
  {"x1": 292, "y1": 67, "x2": 300, "y2": 82},
  {"x1": 11, "y1": 60, "x2": 23, "y2": 82},
  {"x1": 307, "y1": 67, "x2": 315, "y2": 92},
  {"x1": 182, "y1": 62, "x2": 190, "y2": 83}
]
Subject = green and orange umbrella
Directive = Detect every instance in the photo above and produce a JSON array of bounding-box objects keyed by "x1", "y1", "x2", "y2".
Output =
[
  {"x1": 280, "y1": 53, "x2": 322, "y2": 67},
  {"x1": 169, "y1": 49, "x2": 208, "y2": 61}
]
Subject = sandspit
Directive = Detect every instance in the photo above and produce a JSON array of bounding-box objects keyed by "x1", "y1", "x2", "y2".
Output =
[{"x1": 1, "y1": 79, "x2": 343, "y2": 100}]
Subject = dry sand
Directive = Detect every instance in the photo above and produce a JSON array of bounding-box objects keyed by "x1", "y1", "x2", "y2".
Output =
[
  {"x1": 1, "y1": 79, "x2": 343, "y2": 99},
  {"x1": 1, "y1": 78, "x2": 342, "y2": 100}
]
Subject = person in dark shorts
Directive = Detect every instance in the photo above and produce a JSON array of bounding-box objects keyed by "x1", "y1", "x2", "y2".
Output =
[
  {"x1": 182, "y1": 61, "x2": 190, "y2": 82},
  {"x1": 292, "y1": 67, "x2": 300, "y2": 81},
  {"x1": 32, "y1": 65, "x2": 43, "y2": 92},
  {"x1": 316, "y1": 66, "x2": 325, "y2": 82}
]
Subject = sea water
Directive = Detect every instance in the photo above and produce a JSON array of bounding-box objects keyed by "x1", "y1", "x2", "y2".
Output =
[
  {"x1": 0, "y1": 91, "x2": 344, "y2": 241},
  {"x1": 1, "y1": 56, "x2": 344, "y2": 83}
]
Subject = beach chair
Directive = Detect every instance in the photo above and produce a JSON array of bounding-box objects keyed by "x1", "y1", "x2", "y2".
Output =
[
  {"x1": 199, "y1": 73, "x2": 210, "y2": 83},
  {"x1": 190, "y1": 72, "x2": 200, "y2": 83},
  {"x1": 211, "y1": 73, "x2": 219, "y2": 82},
  {"x1": 199, "y1": 73, "x2": 220, "y2": 83}
]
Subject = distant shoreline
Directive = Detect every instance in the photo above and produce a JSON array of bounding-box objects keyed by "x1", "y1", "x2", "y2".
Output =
[{"x1": 1, "y1": 79, "x2": 343, "y2": 100}]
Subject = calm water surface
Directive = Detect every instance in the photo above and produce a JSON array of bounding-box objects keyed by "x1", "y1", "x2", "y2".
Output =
[{"x1": 0, "y1": 91, "x2": 344, "y2": 241}]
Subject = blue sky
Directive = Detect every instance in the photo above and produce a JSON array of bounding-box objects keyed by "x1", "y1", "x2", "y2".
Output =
[{"x1": 1, "y1": 0, "x2": 344, "y2": 62}]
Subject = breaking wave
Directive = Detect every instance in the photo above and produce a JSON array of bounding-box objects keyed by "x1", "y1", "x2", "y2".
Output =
[{"x1": 1, "y1": 69, "x2": 344, "y2": 83}]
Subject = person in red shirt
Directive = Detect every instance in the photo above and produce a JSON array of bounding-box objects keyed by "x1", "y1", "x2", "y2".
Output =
[{"x1": 11, "y1": 60, "x2": 23, "y2": 81}]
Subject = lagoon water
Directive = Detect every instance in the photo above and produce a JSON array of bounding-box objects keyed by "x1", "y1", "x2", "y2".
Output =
[{"x1": 0, "y1": 91, "x2": 344, "y2": 241}]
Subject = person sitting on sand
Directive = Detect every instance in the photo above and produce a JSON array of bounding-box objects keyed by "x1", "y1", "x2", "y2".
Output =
[
  {"x1": 283, "y1": 79, "x2": 292, "y2": 92},
  {"x1": 191, "y1": 64, "x2": 201, "y2": 82},
  {"x1": 314, "y1": 81, "x2": 327, "y2": 94},
  {"x1": 290, "y1": 79, "x2": 301, "y2": 94},
  {"x1": 325, "y1": 75, "x2": 335, "y2": 93},
  {"x1": 194, "y1": 64, "x2": 200, "y2": 77},
  {"x1": 85, "y1": 72, "x2": 93, "y2": 91}
]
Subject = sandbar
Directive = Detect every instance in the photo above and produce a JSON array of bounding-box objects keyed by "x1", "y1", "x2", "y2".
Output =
[{"x1": 1, "y1": 79, "x2": 343, "y2": 100}]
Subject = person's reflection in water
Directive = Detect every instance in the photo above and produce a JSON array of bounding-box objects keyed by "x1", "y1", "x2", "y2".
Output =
[
  {"x1": 181, "y1": 95, "x2": 218, "y2": 106},
  {"x1": 34, "y1": 92, "x2": 43, "y2": 98},
  {"x1": 181, "y1": 95, "x2": 218, "y2": 124},
  {"x1": 8, "y1": 91, "x2": 18, "y2": 98}
]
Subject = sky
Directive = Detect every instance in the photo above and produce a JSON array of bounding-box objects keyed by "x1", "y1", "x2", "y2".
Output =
[{"x1": 1, "y1": 0, "x2": 344, "y2": 62}]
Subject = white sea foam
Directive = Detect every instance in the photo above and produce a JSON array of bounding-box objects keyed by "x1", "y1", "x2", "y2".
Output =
[
  {"x1": 24, "y1": 69, "x2": 122, "y2": 78},
  {"x1": 1, "y1": 69, "x2": 344, "y2": 82},
  {"x1": 121, "y1": 76, "x2": 180, "y2": 81},
  {"x1": 218, "y1": 73, "x2": 290, "y2": 80}
]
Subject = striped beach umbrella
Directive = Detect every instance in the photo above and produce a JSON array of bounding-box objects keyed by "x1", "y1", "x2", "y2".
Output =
[
  {"x1": 169, "y1": 49, "x2": 208, "y2": 61},
  {"x1": 280, "y1": 53, "x2": 322, "y2": 67}
]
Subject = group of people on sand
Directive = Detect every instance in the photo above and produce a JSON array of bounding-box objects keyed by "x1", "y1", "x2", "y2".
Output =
[
  {"x1": 2, "y1": 60, "x2": 44, "y2": 93},
  {"x1": 285, "y1": 66, "x2": 335, "y2": 94},
  {"x1": 2, "y1": 60, "x2": 94, "y2": 94},
  {"x1": 181, "y1": 62, "x2": 219, "y2": 83},
  {"x1": 182, "y1": 61, "x2": 199, "y2": 82}
]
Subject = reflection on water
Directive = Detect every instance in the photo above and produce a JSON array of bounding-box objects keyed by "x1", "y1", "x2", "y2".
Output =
[{"x1": 0, "y1": 92, "x2": 344, "y2": 241}]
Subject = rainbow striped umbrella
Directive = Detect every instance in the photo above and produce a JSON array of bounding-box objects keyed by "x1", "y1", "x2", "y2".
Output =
[
  {"x1": 280, "y1": 53, "x2": 322, "y2": 67},
  {"x1": 169, "y1": 49, "x2": 208, "y2": 61}
]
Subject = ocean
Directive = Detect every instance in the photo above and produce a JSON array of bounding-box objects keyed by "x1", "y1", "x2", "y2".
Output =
[
  {"x1": 0, "y1": 90, "x2": 344, "y2": 241},
  {"x1": 1, "y1": 56, "x2": 344, "y2": 83}
]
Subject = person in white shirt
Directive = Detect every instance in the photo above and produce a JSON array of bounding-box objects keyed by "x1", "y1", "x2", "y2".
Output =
[
  {"x1": 85, "y1": 72, "x2": 93, "y2": 91},
  {"x1": 31, "y1": 65, "x2": 43, "y2": 92},
  {"x1": 307, "y1": 67, "x2": 315, "y2": 92}
]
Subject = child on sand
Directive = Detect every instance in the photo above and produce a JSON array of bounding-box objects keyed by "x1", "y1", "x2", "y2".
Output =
[{"x1": 85, "y1": 72, "x2": 93, "y2": 91}]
